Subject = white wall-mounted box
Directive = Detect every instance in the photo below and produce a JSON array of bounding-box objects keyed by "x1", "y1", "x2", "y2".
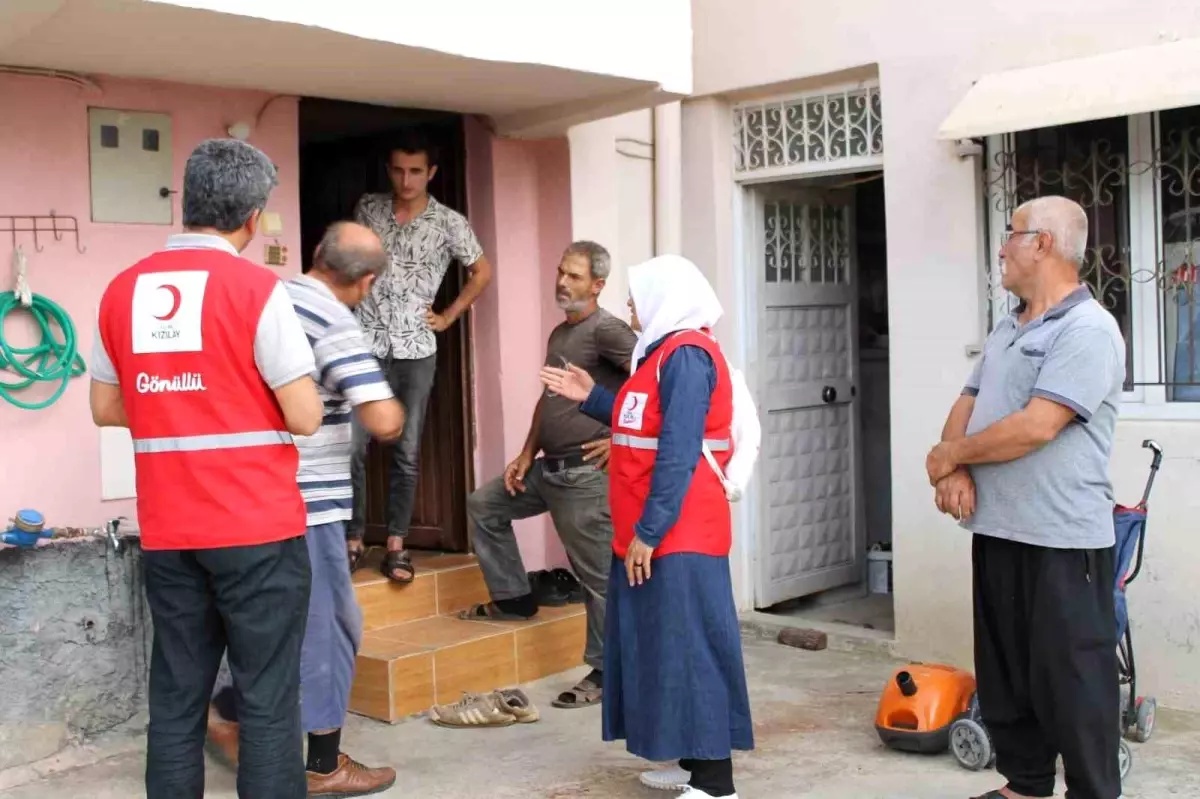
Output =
[{"x1": 88, "y1": 108, "x2": 173, "y2": 225}]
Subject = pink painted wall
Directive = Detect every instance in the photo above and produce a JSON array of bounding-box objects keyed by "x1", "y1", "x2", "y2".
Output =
[
  {"x1": 0, "y1": 73, "x2": 300, "y2": 528},
  {"x1": 0, "y1": 76, "x2": 571, "y2": 575},
  {"x1": 531, "y1": 139, "x2": 575, "y2": 570},
  {"x1": 465, "y1": 119, "x2": 574, "y2": 571}
]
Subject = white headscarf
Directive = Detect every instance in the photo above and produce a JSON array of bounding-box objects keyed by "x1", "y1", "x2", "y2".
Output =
[{"x1": 627, "y1": 254, "x2": 724, "y2": 372}]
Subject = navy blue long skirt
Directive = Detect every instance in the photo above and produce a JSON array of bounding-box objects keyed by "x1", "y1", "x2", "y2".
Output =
[{"x1": 601, "y1": 552, "x2": 755, "y2": 762}]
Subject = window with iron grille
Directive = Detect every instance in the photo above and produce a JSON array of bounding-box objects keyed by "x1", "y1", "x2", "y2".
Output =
[{"x1": 984, "y1": 108, "x2": 1200, "y2": 410}]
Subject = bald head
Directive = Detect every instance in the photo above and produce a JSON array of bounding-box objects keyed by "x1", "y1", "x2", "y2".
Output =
[
  {"x1": 314, "y1": 221, "x2": 387, "y2": 286},
  {"x1": 1014, "y1": 196, "x2": 1089, "y2": 268}
]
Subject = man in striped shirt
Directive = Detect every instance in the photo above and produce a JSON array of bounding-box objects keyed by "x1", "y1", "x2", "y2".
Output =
[{"x1": 208, "y1": 222, "x2": 404, "y2": 797}]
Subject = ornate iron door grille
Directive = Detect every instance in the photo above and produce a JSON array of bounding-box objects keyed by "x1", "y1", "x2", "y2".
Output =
[{"x1": 733, "y1": 83, "x2": 883, "y2": 180}]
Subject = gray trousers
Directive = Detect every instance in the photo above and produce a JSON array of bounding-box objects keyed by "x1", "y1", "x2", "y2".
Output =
[
  {"x1": 466, "y1": 460, "x2": 613, "y2": 671},
  {"x1": 298, "y1": 520, "x2": 362, "y2": 733},
  {"x1": 348, "y1": 354, "x2": 438, "y2": 541}
]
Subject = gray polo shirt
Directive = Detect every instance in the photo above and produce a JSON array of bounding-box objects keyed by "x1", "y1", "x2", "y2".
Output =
[{"x1": 961, "y1": 286, "x2": 1125, "y2": 549}]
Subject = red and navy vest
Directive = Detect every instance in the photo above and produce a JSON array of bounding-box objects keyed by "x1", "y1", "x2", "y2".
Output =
[
  {"x1": 97, "y1": 248, "x2": 305, "y2": 550},
  {"x1": 608, "y1": 329, "x2": 734, "y2": 559}
]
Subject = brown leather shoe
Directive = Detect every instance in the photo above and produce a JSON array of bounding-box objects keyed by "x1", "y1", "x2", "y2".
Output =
[
  {"x1": 205, "y1": 706, "x2": 239, "y2": 770},
  {"x1": 306, "y1": 753, "x2": 397, "y2": 797}
]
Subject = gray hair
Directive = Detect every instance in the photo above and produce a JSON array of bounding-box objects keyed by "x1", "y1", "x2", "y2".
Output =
[
  {"x1": 564, "y1": 240, "x2": 612, "y2": 280},
  {"x1": 1015, "y1": 195, "x2": 1089, "y2": 266},
  {"x1": 314, "y1": 222, "x2": 387, "y2": 285},
  {"x1": 182, "y1": 139, "x2": 279, "y2": 232}
]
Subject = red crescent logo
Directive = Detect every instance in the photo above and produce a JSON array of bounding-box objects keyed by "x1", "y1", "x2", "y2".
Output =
[
  {"x1": 628, "y1": 395, "x2": 641, "y2": 411},
  {"x1": 155, "y1": 285, "x2": 182, "y2": 321}
]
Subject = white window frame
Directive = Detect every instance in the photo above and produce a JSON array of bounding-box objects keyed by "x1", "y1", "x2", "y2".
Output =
[
  {"x1": 985, "y1": 112, "x2": 1200, "y2": 421},
  {"x1": 1124, "y1": 112, "x2": 1165, "y2": 415}
]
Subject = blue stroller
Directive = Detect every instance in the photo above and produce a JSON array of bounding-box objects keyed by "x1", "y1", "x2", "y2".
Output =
[
  {"x1": 950, "y1": 440, "x2": 1164, "y2": 783},
  {"x1": 1111, "y1": 439, "x2": 1164, "y2": 779}
]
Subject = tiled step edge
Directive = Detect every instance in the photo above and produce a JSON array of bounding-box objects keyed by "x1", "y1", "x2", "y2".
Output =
[
  {"x1": 355, "y1": 559, "x2": 491, "y2": 631},
  {"x1": 349, "y1": 608, "x2": 587, "y2": 723}
]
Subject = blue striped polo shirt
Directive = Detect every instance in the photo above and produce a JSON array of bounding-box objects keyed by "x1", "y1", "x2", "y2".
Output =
[{"x1": 285, "y1": 274, "x2": 393, "y2": 527}]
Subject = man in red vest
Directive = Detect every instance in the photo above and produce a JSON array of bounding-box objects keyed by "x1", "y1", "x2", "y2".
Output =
[{"x1": 90, "y1": 138, "x2": 323, "y2": 799}]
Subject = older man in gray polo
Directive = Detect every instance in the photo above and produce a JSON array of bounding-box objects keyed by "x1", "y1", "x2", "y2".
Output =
[{"x1": 927, "y1": 196, "x2": 1125, "y2": 799}]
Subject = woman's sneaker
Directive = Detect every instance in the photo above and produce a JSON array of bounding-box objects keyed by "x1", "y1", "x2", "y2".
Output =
[
  {"x1": 639, "y1": 766, "x2": 691, "y2": 791},
  {"x1": 679, "y1": 790, "x2": 738, "y2": 799}
]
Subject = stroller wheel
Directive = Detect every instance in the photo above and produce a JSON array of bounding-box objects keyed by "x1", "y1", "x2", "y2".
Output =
[
  {"x1": 1119, "y1": 739, "x2": 1133, "y2": 781},
  {"x1": 950, "y1": 718, "x2": 993, "y2": 771},
  {"x1": 1133, "y1": 697, "x2": 1157, "y2": 743}
]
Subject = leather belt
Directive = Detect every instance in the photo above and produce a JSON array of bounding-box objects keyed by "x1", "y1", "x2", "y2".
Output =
[{"x1": 541, "y1": 453, "x2": 590, "y2": 474}]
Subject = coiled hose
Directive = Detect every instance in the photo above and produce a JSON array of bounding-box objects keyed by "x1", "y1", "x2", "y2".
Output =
[{"x1": 0, "y1": 290, "x2": 87, "y2": 410}]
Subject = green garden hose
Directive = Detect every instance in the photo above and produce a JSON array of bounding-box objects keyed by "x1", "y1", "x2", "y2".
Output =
[{"x1": 0, "y1": 290, "x2": 87, "y2": 410}]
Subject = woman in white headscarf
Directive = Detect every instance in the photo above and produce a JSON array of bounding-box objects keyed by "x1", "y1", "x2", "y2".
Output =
[{"x1": 541, "y1": 255, "x2": 753, "y2": 799}]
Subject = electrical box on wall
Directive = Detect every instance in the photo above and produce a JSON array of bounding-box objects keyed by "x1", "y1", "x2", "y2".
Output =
[
  {"x1": 265, "y1": 243, "x2": 288, "y2": 267},
  {"x1": 88, "y1": 108, "x2": 173, "y2": 225}
]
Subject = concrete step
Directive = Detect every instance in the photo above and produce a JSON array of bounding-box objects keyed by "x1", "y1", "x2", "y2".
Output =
[{"x1": 348, "y1": 550, "x2": 588, "y2": 723}]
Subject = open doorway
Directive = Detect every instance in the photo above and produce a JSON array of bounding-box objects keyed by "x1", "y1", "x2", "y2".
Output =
[
  {"x1": 297, "y1": 97, "x2": 475, "y2": 553},
  {"x1": 748, "y1": 170, "x2": 894, "y2": 635}
]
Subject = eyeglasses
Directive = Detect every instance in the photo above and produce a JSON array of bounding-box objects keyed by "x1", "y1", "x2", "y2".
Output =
[{"x1": 1003, "y1": 226, "x2": 1045, "y2": 244}]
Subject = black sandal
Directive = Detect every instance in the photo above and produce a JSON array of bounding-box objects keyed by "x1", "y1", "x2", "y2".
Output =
[
  {"x1": 457, "y1": 602, "x2": 535, "y2": 622},
  {"x1": 381, "y1": 549, "x2": 415, "y2": 584},
  {"x1": 347, "y1": 543, "x2": 365, "y2": 574}
]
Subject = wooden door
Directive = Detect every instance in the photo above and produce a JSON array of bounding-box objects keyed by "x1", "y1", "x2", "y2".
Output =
[{"x1": 298, "y1": 106, "x2": 473, "y2": 552}]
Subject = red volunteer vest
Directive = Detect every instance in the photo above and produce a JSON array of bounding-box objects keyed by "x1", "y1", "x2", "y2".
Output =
[
  {"x1": 609, "y1": 329, "x2": 734, "y2": 559},
  {"x1": 97, "y1": 248, "x2": 305, "y2": 550}
]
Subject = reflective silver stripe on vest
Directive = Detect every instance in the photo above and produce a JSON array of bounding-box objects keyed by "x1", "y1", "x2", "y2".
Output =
[
  {"x1": 612, "y1": 433, "x2": 730, "y2": 452},
  {"x1": 132, "y1": 430, "x2": 294, "y2": 454}
]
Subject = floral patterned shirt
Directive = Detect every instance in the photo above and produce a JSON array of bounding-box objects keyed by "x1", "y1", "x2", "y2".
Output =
[{"x1": 353, "y1": 193, "x2": 484, "y2": 360}]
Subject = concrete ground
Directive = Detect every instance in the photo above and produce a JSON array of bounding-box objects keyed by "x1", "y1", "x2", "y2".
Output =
[
  {"x1": 2, "y1": 635, "x2": 1197, "y2": 798},
  {"x1": 767, "y1": 593, "x2": 896, "y2": 635}
]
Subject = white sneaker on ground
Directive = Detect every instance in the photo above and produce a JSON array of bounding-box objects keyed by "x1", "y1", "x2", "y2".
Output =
[
  {"x1": 679, "y1": 788, "x2": 738, "y2": 799},
  {"x1": 639, "y1": 766, "x2": 691, "y2": 791}
]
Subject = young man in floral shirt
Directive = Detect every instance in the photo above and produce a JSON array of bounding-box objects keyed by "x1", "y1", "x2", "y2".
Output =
[{"x1": 349, "y1": 128, "x2": 492, "y2": 584}]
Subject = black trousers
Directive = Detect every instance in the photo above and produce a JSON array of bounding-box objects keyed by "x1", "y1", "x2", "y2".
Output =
[
  {"x1": 143, "y1": 536, "x2": 311, "y2": 799},
  {"x1": 681, "y1": 758, "x2": 735, "y2": 797},
  {"x1": 973, "y1": 534, "x2": 1121, "y2": 799}
]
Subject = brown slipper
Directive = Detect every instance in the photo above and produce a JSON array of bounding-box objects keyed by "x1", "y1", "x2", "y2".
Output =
[{"x1": 551, "y1": 677, "x2": 602, "y2": 709}]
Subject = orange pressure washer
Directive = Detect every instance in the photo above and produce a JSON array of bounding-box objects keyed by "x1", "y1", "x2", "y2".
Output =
[{"x1": 874, "y1": 663, "x2": 995, "y2": 769}]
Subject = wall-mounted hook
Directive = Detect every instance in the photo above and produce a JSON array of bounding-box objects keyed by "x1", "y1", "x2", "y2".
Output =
[{"x1": 0, "y1": 214, "x2": 85, "y2": 255}]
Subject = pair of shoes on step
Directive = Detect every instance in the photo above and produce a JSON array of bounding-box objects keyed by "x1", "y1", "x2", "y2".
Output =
[
  {"x1": 428, "y1": 688, "x2": 540, "y2": 728},
  {"x1": 639, "y1": 766, "x2": 738, "y2": 798},
  {"x1": 527, "y1": 568, "x2": 585, "y2": 606}
]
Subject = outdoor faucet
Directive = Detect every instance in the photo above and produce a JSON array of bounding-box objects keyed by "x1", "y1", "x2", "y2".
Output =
[{"x1": 104, "y1": 516, "x2": 127, "y2": 554}]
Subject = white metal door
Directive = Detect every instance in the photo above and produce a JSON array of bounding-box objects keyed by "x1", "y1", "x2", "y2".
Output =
[{"x1": 752, "y1": 185, "x2": 864, "y2": 607}]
